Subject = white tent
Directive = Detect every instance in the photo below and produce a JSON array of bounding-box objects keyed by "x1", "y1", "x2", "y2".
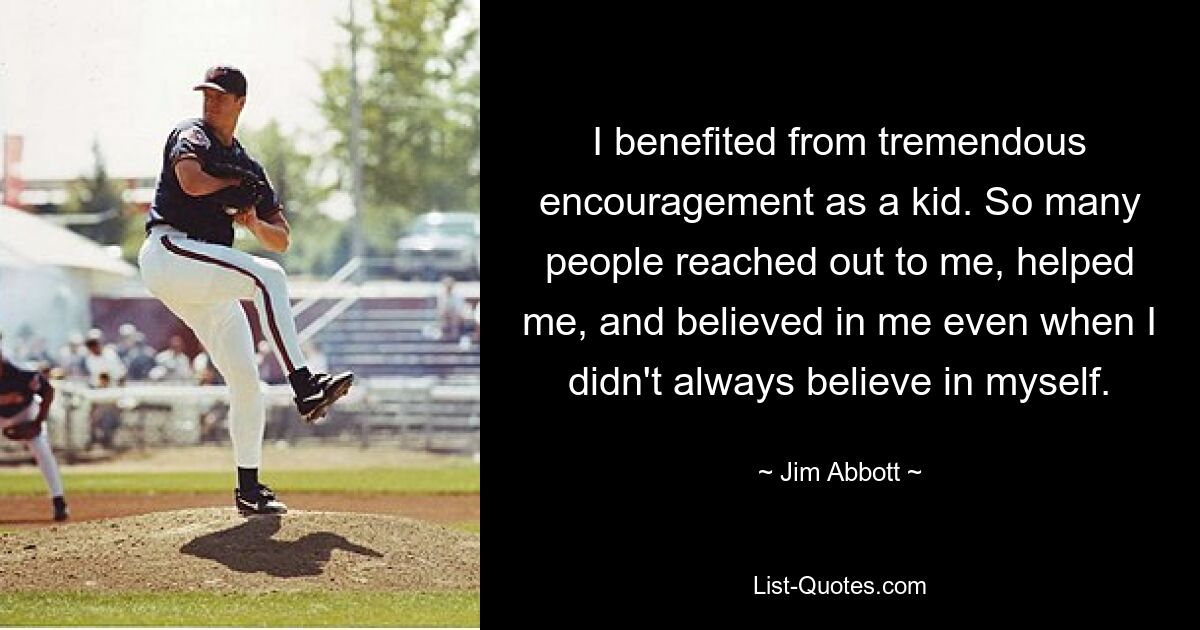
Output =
[
  {"x1": 0, "y1": 204, "x2": 138, "y2": 354},
  {"x1": 0, "y1": 204, "x2": 136, "y2": 279}
]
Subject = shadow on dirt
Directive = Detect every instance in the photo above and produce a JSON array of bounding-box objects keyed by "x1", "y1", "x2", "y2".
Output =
[
  {"x1": 0, "y1": 518, "x2": 52, "y2": 526},
  {"x1": 179, "y1": 515, "x2": 383, "y2": 578}
]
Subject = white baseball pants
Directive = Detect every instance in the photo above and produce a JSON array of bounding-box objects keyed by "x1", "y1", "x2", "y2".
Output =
[{"x1": 138, "y1": 225, "x2": 308, "y2": 467}]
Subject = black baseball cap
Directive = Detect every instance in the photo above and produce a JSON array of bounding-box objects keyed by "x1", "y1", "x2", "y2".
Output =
[{"x1": 193, "y1": 66, "x2": 247, "y2": 97}]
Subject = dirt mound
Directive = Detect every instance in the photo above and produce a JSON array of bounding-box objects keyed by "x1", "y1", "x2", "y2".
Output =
[
  {"x1": 0, "y1": 493, "x2": 480, "y2": 529},
  {"x1": 0, "y1": 508, "x2": 478, "y2": 593}
]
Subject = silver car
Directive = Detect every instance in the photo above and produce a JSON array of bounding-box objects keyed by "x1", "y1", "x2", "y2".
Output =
[{"x1": 394, "y1": 211, "x2": 480, "y2": 280}]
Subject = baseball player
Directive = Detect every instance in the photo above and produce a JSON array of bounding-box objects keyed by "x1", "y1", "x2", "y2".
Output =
[
  {"x1": 138, "y1": 66, "x2": 354, "y2": 516},
  {"x1": 0, "y1": 331, "x2": 69, "y2": 521}
]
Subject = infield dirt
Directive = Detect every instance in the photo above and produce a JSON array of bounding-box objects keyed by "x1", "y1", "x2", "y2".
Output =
[{"x1": 0, "y1": 508, "x2": 479, "y2": 593}]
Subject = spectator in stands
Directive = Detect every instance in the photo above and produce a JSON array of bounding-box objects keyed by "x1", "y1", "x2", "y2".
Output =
[
  {"x1": 58, "y1": 332, "x2": 88, "y2": 382},
  {"x1": 437, "y1": 276, "x2": 468, "y2": 341},
  {"x1": 82, "y1": 330, "x2": 126, "y2": 450},
  {"x1": 83, "y1": 329, "x2": 126, "y2": 387},
  {"x1": 124, "y1": 333, "x2": 158, "y2": 381},
  {"x1": 86, "y1": 372, "x2": 120, "y2": 451},
  {"x1": 116, "y1": 323, "x2": 139, "y2": 361},
  {"x1": 112, "y1": 324, "x2": 158, "y2": 381},
  {"x1": 153, "y1": 335, "x2": 193, "y2": 383}
]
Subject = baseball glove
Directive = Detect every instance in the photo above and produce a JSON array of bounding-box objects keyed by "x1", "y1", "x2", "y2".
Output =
[
  {"x1": 204, "y1": 161, "x2": 261, "y2": 185},
  {"x1": 209, "y1": 182, "x2": 263, "y2": 214},
  {"x1": 3, "y1": 420, "x2": 43, "y2": 441}
]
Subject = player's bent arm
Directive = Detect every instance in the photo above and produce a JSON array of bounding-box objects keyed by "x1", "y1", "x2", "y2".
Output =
[
  {"x1": 240, "y1": 209, "x2": 291, "y2": 253},
  {"x1": 175, "y1": 157, "x2": 239, "y2": 197}
]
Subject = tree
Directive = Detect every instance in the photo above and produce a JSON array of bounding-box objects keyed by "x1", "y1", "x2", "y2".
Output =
[
  {"x1": 237, "y1": 120, "x2": 345, "y2": 276},
  {"x1": 318, "y1": 0, "x2": 480, "y2": 255},
  {"x1": 61, "y1": 141, "x2": 130, "y2": 250}
]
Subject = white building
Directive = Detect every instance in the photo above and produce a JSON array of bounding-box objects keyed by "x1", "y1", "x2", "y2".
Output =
[{"x1": 0, "y1": 204, "x2": 137, "y2": 352}]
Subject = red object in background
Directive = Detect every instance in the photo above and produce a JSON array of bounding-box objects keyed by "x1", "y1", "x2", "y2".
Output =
[{"x1": 3, "y1": 134, "x2": 24, "y2": 208}]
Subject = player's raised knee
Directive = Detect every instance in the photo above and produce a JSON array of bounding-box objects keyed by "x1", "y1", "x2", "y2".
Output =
[
  {"x1": 256, "y1": 257, "x2": 285, "y2": 275},
  {"x1": 253, "y1": 258, "x2": 287, "y2": 283}
]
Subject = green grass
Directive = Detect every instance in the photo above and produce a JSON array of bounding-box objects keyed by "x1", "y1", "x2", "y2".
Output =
[
  {"x1": 0, "y1": 467, "x2": 480, "y2": 496},
  {"x1": 0, "y1": 591, "x2": 479, "y2": 626},
  {"x1": 450, "y1": 522, "x2": 480, "y2": 533}
]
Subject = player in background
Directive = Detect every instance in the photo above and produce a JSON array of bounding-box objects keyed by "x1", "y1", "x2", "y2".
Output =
[{"x1": 0, "y1": 330, "x2": 69, "y2": 521}]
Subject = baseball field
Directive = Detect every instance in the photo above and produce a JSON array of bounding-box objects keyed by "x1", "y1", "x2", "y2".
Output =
[{"x1": 0, "y1": 446, "x2": 480, "y2": 627}]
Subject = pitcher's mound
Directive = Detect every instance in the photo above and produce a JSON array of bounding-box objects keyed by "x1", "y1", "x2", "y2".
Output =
[{"x1": 0, "y1": 508, "x2": 479, "y2": 593}]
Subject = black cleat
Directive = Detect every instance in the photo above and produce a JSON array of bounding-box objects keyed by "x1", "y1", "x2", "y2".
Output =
[
  {"x1": 52, "y1": 496, "x2": 69, "y2": 522},
  {"x1": 293, "y1": 371, "x2": 354, "y2": 424},
  {"x1": 235, "y1": 484, "x2": 288, "y2": 515},
  {"x1": 255, "y1": 484, "x2": 277, "y2": 501}
]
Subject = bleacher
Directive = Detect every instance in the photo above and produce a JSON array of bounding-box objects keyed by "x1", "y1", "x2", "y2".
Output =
[
  {"x1": 314, "y1": 299, "x2": 479, "y2": 378},
  {"x1": 306, "y1": 296, "x2": 480, "y2": 452}
]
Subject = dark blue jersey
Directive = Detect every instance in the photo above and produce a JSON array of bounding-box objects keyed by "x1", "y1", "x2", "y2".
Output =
[
  {"x1": 0, "y1": 359, "x2": 41, "y2": 418},
  {"x1": 146, "y1": 118, "x2": 282, "y2": 246}
]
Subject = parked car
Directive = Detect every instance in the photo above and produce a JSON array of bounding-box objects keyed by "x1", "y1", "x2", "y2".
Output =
[{"x1": 394, "y1": 211, "x2": 480, "y2": 280}]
